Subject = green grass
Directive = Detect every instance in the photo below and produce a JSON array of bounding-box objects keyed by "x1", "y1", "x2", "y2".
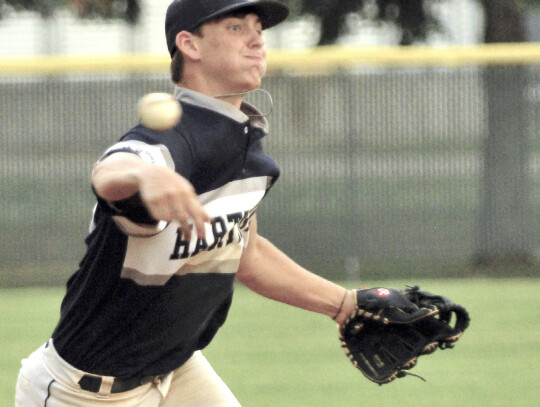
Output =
[{"x1": 1, "y1": 278, "x2": 539, "y2": 406}]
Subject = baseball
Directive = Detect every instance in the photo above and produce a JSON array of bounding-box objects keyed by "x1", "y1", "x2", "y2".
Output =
[{"x1": 137, "y1": 92, "x2": 182, "y2": 131}]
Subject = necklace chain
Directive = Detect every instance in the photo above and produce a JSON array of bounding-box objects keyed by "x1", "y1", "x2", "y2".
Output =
[{"x1": 213, "y1": 89, "x2": 274, "y2": 117}]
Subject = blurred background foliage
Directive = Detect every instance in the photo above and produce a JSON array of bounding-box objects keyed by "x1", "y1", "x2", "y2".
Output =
[{"x1": 1, "y1": 0, "x2": 539, "y2": 43}]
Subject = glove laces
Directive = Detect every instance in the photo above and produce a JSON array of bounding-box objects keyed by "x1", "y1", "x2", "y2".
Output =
[{"x1": 397, "y1": 370, "x2": 427, "y2": 382}]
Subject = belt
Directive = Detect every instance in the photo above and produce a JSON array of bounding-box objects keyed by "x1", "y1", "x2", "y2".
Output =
[{"x1": 78, "y1": 373, "x2": 168, "y2": 394}]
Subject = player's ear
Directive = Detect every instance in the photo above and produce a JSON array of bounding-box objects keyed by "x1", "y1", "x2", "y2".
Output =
[{"x1": 175, "y1": 31, "x2": 201, "y2": 61}]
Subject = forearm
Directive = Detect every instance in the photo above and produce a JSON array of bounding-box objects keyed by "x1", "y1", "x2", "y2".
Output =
[
  {"x1": 236, "y1": 235, "x2": 355, "y2": 323},
  {"x1": 92, "y1": 152, "x2": 146, "y2": 201}
]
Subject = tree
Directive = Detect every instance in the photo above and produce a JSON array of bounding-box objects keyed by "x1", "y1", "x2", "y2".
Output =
[
  {"x1": 282, "y1": 0, "x2": 539, "y2": 45},
  {"x1": 3, "y1": 0, "x2": 537, "y2": 43},
  {"x1": 1, "y1": 0, "x2": 59, "y2": 17},
  {"x1": 0, "y1": 0, "x2": 140, "y2": 22},
  {"x1": 295, "y1": 0, "x2": 442, "y2": 45}
]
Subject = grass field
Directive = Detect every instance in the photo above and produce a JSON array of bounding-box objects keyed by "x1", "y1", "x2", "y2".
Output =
[{"x1": 1, "y1": 278, "x2": 538, "y2": 406}]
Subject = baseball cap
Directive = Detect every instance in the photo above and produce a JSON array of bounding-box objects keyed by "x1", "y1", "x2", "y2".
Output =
[{"x1": 165, "y1": 0, "x2": 290, "y2": 57}]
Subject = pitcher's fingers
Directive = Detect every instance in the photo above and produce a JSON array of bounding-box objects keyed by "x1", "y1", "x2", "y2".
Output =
[
  {"x1": 173, "y1": 208, "x2": 192, "y2": 241},
  {"x1": 189, "y1": 204, "x2": 213, "y2": 239},
  {"x1": 178, "y1": 219, "x2": 193, "y2": 242},
  {"x1": 146, "y1": 204, "x2": 171, "y2": 225}
]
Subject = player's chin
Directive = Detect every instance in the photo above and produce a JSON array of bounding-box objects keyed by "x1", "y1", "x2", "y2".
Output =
[{"x1": 247, "y1": 67, "x2": 265, "y2": 86}]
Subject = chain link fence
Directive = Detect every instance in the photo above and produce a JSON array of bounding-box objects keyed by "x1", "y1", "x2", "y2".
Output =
[{"x1": 1, "y1": 50, "x2": 538, "y2": 285}]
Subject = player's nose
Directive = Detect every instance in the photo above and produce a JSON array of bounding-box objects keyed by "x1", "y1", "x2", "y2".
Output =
[
  {"x1": 247, "y1": 30, "x2": 264, "y2": 49},
  {"x1": 244, "y1": 18, "x2": 264, "y2": 48}
]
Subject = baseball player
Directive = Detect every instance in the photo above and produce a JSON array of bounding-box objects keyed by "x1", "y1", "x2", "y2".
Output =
[{"x1": 15, "y1": 0, "x2": 357, "y2": 406}]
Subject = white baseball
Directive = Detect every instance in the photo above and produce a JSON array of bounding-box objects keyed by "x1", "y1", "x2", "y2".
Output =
[{"x1": 137, "y1": 92, "x2": 182, "y2": 131}]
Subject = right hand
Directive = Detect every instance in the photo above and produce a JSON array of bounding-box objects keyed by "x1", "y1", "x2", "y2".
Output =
[{"x1": 136, "y1": 164, "x2": 212, "y2": 240}]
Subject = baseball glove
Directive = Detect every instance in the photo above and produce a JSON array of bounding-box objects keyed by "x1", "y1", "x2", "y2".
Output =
[{"x1": 339, "y1": 286, "x2": 470, "y2": 385}]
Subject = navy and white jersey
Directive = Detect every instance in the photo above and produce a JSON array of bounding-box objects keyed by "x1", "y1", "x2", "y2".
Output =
[{"x1": 51, "y1": 87, "x2": 280, "y2": 380}]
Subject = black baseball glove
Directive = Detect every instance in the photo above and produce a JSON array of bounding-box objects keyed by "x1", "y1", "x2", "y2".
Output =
[{"x1": 339, "y1": 286, "x2": 470, "y2": 385}]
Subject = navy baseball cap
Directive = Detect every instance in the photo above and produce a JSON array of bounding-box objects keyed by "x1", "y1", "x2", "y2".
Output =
[{"x1": 165, "y1": 0, "x2": 290, "y2": 57}]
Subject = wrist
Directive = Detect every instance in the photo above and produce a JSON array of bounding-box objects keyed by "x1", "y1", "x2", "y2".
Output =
[
  {"x1": 331, "y1": 290, "x2": 348, "y2": 321},
  {"x1": 332, "y1": 290, "x2": 357, "y2": 326}
]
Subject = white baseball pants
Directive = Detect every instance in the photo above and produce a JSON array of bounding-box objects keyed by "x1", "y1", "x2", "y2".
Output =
[{"x1": 15, "y1": 341, "x2": 241, "y2": 407}]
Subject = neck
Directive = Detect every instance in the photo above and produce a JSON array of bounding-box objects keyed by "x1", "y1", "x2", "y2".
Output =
[
  {"x1": 178, "y1": 75, "x2": 247, "y2": 109},
  {"x1": 212, "y1": 91, "x2": 251, "y2": 108}
]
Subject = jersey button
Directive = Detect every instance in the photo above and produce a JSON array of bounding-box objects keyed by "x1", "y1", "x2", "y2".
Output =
[{"x1": 244, "y1": 126, "x2": 249, "y2": 134}]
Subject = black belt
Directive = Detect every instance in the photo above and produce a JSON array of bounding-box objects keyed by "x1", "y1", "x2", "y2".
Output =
[{"x1": 78, "y1": 373, "x2": 168, "y2": 394}]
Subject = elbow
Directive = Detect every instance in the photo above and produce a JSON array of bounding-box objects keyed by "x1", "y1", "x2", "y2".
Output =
[
  {"x1": 235, "y1": 235, "x2": 267, "y2": 288},
  {"x1": 235, "y1": 261, "x2": 256, "y2": 287}
]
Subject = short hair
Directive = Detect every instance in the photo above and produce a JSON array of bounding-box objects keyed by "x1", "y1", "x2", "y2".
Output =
[
  {"x1": 170, "y1": 48, "x2": 184, "y2": 84},
  {"x1": 169, "y1": 25, "x2": 203, "y2": 84}
]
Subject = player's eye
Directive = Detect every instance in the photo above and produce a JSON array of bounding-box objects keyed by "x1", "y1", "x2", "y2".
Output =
[{"x1": 229, "y1": 24, "x2": 242, "y2": 32}]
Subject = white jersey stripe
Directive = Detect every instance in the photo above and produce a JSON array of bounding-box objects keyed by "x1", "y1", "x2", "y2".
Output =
[{"x1": 119, "y1": 176, "x2": 266, "y2": 285}]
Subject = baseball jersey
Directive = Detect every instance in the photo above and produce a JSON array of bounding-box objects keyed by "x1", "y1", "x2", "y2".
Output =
[{"x1": 51, "y1": 87, "x2": 280, "y2": 380}]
